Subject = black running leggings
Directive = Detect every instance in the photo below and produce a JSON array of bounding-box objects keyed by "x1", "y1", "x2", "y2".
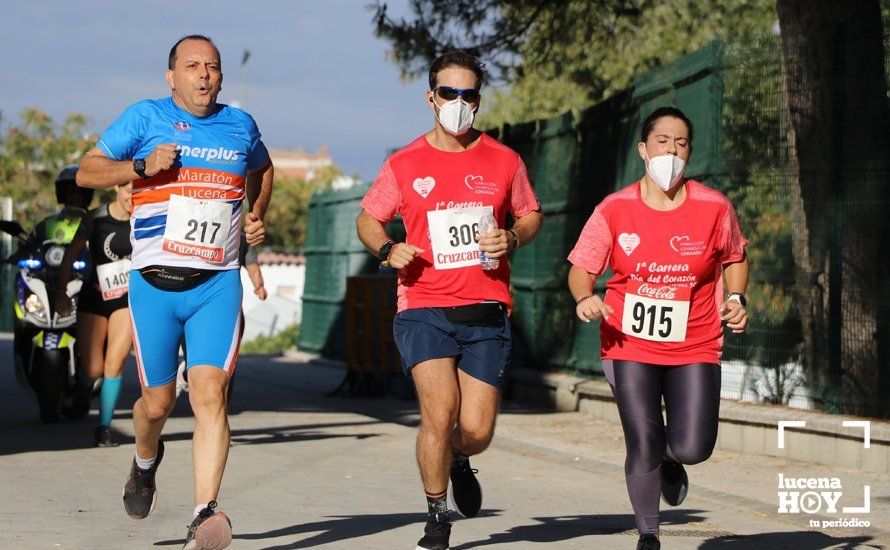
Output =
[{"x1": 608, "y1": 360, "x2": 721, "y2": 535}]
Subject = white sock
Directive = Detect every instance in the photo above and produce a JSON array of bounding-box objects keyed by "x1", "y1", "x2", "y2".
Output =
[
  {"x1": 134, "y1": 453, "x2": 156, "y2": 470},
  {"x1": 194, "y1": 503, "x2": 211, "y2": 518}
]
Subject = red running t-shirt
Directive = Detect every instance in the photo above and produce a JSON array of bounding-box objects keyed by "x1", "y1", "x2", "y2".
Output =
[
  {"x1": 361, "y1": 133, "x2": 540, "y2": 312},
  {"x1": 568, "y1": 180, "x2": 747, "y2": 365}
]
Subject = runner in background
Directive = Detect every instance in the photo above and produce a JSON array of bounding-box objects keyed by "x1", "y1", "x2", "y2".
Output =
[
  {"x1": 567, "y1": 107, "x2": 749, "y2": 550},
  {"x1": 59, "y1": 182, "x2": 134, "y2": 446}
]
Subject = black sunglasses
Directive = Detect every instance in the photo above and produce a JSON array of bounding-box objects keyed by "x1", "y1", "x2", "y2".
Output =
[{"x1": 434, "y1": 86, "x2": 481, "y2": 103}]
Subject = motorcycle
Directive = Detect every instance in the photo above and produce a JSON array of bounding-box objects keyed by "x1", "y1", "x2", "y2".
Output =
[{"x1": 1, "y1": 219, "x2": 90, "y2": 423}]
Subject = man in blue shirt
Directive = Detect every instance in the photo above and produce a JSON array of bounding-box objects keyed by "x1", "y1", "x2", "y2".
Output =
[{"x1": 77, "y1": 34, "x2": 274, "y2": 550}]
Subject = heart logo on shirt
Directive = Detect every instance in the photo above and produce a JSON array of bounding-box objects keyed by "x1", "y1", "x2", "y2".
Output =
[
  {"x1": 413, "y1": 177, "x2": 436, "y2": 198},
  {"x1": 670, "y1": 235, "x2": 690, "y2": 252},
  {"x1": 465, "y1": 175, "x2": 483, "y2": 190},
  {"x1": 618, "y1": 233, "x2": 640, "y2": 256}
]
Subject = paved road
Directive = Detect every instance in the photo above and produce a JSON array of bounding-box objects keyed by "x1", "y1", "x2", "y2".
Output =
[{"x1": 0, "y1": 335, "x2": 886, "y2": 549}]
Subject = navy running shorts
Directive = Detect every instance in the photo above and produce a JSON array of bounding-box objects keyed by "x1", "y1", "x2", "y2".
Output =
[{"x1": 392, "y1": 305, "x2": 512, "y2": 388}]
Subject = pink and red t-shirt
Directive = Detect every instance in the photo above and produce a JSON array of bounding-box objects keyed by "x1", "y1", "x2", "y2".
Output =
[
  {"x1": 361, "y1": 133, "x2": 540, "y2": 312},
  {"x1": 568, "y1": 180, "x2": 747, "y2": 365}
]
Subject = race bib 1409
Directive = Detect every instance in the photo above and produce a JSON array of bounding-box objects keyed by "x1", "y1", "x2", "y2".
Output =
[{"x1": 96, "y1": 259, "x2": 131, "y2": 301}]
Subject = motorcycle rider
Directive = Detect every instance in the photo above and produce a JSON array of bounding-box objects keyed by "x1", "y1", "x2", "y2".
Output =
[
  {"x1": 45, "y1": 165, "x2": 96, "y2": 417},
  {"x1": 5, "y1": 165, "x2": 95, "y2": 422},
  {"x1": 35, "y1": 165, "x2": 94, "y2": 245}
]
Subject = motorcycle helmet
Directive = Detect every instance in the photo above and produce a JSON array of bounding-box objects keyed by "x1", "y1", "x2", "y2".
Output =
[{"x1": 54, "y1": 164, "x2": 94, "y2": 207}]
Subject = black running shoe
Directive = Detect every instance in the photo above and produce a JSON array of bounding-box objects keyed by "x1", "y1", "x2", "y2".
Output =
[
  {"x1": 416, "y1": 511, "x2": 451, "y2": 550},
  {"x1": 636, "y1": 534, "x2": 660, "y2": 549},
  {"x1": 182, "y1": 501, "x2": 232, "y2": 550},
  {"x1": 95, "y1": 426, "x2": 119, "y2": 447},
  {"x1": 449, "y1": 452, "x2": 482, "y2": 518},
  {"x1": 660, "y1": 460, "x2": 688, "y2": 506},
  {"x1": 122, "y1": 439, "x2": 164, "y2": 519}
]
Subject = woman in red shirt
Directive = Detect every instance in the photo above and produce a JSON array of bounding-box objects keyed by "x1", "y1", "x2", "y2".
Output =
[{"x1": 567, "y1": 107, "x2": 749, "y2": 550}]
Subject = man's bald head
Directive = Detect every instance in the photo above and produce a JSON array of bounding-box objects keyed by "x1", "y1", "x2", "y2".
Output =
[{"x1": 168, "y1": 34, "x2": 220, "y2": 70}]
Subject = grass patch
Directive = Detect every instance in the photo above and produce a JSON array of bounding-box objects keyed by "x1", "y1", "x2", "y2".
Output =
[{"x1": 240, "y1": 324, "x2": 300, "y2": 355}]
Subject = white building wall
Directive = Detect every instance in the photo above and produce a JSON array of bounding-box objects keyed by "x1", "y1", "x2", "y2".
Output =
[{"x1": 239, "y1": 264, "x2": 305, "y2": 341}]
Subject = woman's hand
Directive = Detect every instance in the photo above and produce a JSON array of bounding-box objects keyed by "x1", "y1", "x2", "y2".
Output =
[
  {"x1": 721, "y1": 299, "x2": 748, "y2": 333},
  {"x1": 576, "y1": 295, "x2": 613, "y2": 323}
]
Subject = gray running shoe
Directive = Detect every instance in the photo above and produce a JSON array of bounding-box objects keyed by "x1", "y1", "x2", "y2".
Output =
[
  {"x1": 182, "y1": 501, "x2": 232, "y2": 550},
  {"x1": 122, "y1": 439, "x2": 164, "y2": 519},
  {"x1": 95, "y1": 426, "x2": 119, "y2": 448}
]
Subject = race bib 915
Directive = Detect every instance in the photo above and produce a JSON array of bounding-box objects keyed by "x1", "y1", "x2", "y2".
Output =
[
  {"x1": 621, "y1": 281, "x2": 691, "y2": 342},
  {"x1": 162, "y1": 194, "x2": 233, "y2": 264},
  {"x1": 426, "y1": 206, "x2": 492, "y2": 270}
]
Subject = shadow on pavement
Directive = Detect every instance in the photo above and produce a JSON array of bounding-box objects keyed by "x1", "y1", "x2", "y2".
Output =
[
  {"x1": 0, "y1": 343, "x2": 562, "y2": 456},
  {"x1": 0, "y1": 348, "x2": 389, "y2": 455},
  {"x1": 161, "y1": 421, "x2": 384, "y2": 447},
  {"x1": 698, "y1": 531, "x2": 877, "y2": 549},
  {"x1": 450, "y1": 509, "x2": 706, "y2": 549},
  {"x1": 0, "y1": 400, "x2": 386, "y2": 455},
  {"x1": 154, "y1": 510, "x2": 470, "y2": 548}
]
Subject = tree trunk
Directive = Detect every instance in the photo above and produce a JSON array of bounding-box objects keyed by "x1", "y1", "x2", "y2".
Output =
[{"x1": 777, "y1": 0, "x2": 890, "y2": 416}]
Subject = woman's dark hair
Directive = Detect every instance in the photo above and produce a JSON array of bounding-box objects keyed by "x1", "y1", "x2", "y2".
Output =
[
  {"x1": 640, "y1": 106, "x2": 694, "y2": 144},
  {"x1": 428, "y1": 51, "x2": 486, "y2": 90}
]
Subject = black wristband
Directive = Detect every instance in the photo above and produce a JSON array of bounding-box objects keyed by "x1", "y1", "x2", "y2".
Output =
[
  {"x1": 133, "y1": 158, "x2": 148, "y2": 179},
  {"x1": 377, "y1": 240, "x2": 394, "y2": 261}
]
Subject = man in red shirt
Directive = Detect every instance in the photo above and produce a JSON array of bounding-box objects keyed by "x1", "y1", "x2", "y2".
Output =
[{"x1": 357, "y1": 51, "x2": 542, "y2": 550}]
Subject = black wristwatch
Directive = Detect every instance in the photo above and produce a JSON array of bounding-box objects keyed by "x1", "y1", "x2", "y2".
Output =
[
  {"x1": 133, "y1": 158, "x2": 148, "y2": 179},
  {"x1": 377, "y1": 240, "x2": 394, "y2": 261},
  {"x1": 727, "y1": 292, "x2": 747, "y2": 307}
]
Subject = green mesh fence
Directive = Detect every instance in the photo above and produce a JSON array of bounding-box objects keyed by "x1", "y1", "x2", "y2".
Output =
[
  {"x1": 298, "y1": 184, "x2": 404, "y2": 358},
  {"x1": 713, "y1": 30, "x2": 890, "y2": 417}
]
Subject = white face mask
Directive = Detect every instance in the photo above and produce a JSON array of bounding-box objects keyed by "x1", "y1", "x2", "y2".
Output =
[
  {"x1": 433, "y1": 97, "x2": 476, "y2": 136},
  {"x1": 644, "y1": 145, "x2": 686, "y2": 191}
]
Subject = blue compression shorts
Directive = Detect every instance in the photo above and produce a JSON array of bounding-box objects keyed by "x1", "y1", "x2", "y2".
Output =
[{"x1": 128, "y1": 269, "x2": 242, "y2": 387}]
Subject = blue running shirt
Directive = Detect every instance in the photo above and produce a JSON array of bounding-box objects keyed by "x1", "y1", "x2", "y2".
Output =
[{"x1": 96, "y1": 97, "x2": 269, "y2": 270}]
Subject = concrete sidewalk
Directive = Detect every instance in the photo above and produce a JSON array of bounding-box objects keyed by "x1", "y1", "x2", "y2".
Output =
[{"x1": 0, "y1": 340, "x2": 886, "y2": 549}]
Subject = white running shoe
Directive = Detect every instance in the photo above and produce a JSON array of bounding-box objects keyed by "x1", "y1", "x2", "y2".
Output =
[{"x1": 175, "y1": 360, "x2": 189, "y2": 398}]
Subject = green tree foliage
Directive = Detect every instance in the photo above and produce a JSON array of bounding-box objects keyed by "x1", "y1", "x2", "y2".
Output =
[
  {"x1": 373, "y1": 0, "x2": 777, "y2": 126},
  {"x1": 240, "y1": 323, "x2": 300, "y2": 355},
  {"x1": 262, "y1": 166, "x2": 341, "y2": 249},
  {"x1": 717, "y1": 36, "x2": 802, "y2": 377},
  {"x1": 0, "y1": 109, "x2": 95, "y2": 227}
]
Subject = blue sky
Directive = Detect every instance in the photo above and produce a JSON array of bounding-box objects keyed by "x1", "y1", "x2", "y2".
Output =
[{"x1": 0, "y1": 1, "x2": 438, "y2": 181}]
